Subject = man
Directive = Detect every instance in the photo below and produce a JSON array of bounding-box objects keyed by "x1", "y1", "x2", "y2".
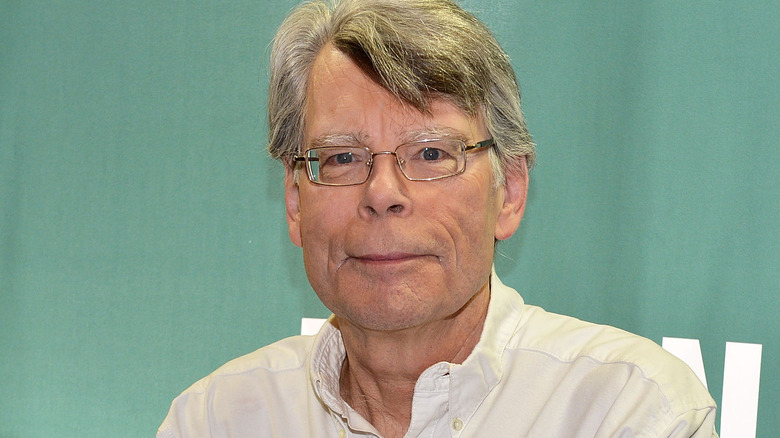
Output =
[{"x1": 158, "y1": 0, "x2": 718, "y2": 436}]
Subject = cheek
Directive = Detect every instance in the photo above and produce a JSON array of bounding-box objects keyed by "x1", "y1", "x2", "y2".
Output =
[
  {"x1": 428, "y1": 183, "x2": 498, "y2": 261},
  {"x1": 297, "y1": 190, "x2": 354, "y2": 261},
  {"x1": 453, "y1": 175, "x2": 500, "y2": 230},
  {"x1": 298, "y1": 201, "x2": 342, "y2": 297}
]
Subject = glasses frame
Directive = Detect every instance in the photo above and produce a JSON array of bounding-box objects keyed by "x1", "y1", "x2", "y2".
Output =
[{"x1": 293, "y1": 138, "x2": 494, "y2": 186}]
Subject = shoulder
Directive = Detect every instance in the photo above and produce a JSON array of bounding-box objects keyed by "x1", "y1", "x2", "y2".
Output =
[
  {"x1": 515, "y1": 305, "x2": 669, "y2": 366},
  {"x1": 158, "y1": 335, "x2": 318, "y2": 437},
  {"x1": 219, "y1": 334, "x2": 315, "y2": 374},
  {"x1": 185, "y1": 334, "x2": 316, "y2": 395},
  {"x1": 489, "y1": 276, "x2": 715, "y2": 432},
  {"x1": 510, "y1": 305, "x2": 717, "y2": 431},
  {"x1": 491, "y1": 276, "x2": 682, "y2": 373}
]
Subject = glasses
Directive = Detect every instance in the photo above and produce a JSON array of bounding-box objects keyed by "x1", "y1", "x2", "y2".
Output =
[{"x1": 293, "y1": 138, "x2": 494, "y2": 186}]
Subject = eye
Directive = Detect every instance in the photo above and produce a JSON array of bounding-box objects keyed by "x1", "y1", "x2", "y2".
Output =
[
  {"x1": 399, "y1": 140, "x2": 459, "y2": 164},
  {"x1": 333, "y1": 152, "x2": 354, "y2": 164},
  {"x1": 421, "y1": 147, "x2": 443, "y2": 161},
  {"x1": 321, "y1": 150, "x2": 362, "y2": 166}
]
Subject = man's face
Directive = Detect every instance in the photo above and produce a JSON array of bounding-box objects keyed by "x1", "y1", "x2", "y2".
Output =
[{"x1": 285, "y1": 45, "x2": 526, "y2": 332}]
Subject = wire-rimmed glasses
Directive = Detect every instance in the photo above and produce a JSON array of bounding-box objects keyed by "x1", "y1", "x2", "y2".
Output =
[{"x1": 293, "y1": 138, "x2": 494, "y2": 186}]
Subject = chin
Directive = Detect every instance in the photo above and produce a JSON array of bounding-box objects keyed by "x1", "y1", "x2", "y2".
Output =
[
  {"x1": 339, "y1": 312, "x2": 429, "y2": 332},
  {"x1": 330, "y1": 293, "x2": 437, "y2": 332}
]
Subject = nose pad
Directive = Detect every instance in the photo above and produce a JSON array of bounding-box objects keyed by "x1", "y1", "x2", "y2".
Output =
[{"x1": 367, "y1": 151, "x2": 404, "y2": 181}]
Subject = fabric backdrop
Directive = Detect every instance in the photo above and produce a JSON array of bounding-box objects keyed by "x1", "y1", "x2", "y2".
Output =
[{"x1": 1, "y1": 1, "x2": 777, "y2": 436}]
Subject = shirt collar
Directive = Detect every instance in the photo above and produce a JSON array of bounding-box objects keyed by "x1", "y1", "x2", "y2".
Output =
[
  {"x1": 309, "y1": 318, "x2": 382, "y2": 434},
  {"x1": 309, "y1": 316, "x2": 347, "y2": 413},
  {"x1": 448, "y1": 270, "x2": 525, "y2": 419}
]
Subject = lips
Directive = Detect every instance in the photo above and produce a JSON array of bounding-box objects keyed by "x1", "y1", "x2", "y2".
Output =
[
  {"x1": 341, "y1": 232, "x2": 443, "y2": 268},
  {"x1": 341, "y1": 253, "x2": 436, "y2": 277},
  {"x1": 353, "y1": 253, "x2": 423, "y2": 263}
]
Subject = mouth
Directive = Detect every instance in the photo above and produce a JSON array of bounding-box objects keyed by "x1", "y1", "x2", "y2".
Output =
[
  {"x1": 340, "y1": 234, "x2": 443, "y2": 269},
  {"x1": 352, "y1": 253, "x2": 425, "y2": 264}
]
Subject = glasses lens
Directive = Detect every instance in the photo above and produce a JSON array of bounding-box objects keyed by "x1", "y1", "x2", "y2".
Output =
[
  {"x1": 306, "y1": 146, "x2": 370, "y2": 185},
  {"x1": 397, "y1": 139, "x2": 465, "y2": 180}
]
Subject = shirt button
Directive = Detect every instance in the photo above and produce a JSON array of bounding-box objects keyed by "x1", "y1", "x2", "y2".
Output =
[
  {"x1": 451, "y1": 418, "x2": 463, "y2": 431},
  {"x1": 338, "y1": 429, "x2": 346, "y2": 438}
]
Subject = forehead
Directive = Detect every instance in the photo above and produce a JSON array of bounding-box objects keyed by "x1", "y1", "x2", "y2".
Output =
[{"x1": 304, "y1": 45, "x2": 487, "y2": 147}]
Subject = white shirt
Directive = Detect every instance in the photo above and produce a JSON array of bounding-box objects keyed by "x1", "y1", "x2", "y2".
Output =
[{"x1": 158, "y1": 274, "x2": 718, "y2": 437}]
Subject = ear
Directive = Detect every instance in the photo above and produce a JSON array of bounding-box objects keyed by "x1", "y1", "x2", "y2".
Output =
[
  {"x1": 284, "y1": 166, "x2": 303, "y2": 248},
  {"x1": 494, "y1": 157, "x2": 529, "y2": 241}
]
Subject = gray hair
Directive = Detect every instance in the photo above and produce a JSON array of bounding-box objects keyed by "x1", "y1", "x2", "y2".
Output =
[{"x1": 267, "y1": 0, "x2": 535, "y2": 185}]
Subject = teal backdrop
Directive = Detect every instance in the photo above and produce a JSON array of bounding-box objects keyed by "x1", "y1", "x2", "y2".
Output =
[{"x1": 1, "y1": 1, "x2": 777, "y2": 436}]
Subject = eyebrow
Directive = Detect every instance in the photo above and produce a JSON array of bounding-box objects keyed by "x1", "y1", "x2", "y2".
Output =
[
  {"x1": 307, "y1": 126, "x2": 470, "y2": 149},
  {"x1": 308, "y1": 132, "x2": 369, "y2": 148},
  {"x1": 400, "y1": 127, "x2": 469, "y2": 143}
]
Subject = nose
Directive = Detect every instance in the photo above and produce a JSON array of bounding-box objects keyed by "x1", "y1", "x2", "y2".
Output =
[{"x1": 359, "y1": 152, "x2": 412, "y2": 218}]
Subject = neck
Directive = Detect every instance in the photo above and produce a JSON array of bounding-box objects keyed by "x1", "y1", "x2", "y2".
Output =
[{"x1": 337, "y1": 281, "x2": 490, "y2": 438}]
